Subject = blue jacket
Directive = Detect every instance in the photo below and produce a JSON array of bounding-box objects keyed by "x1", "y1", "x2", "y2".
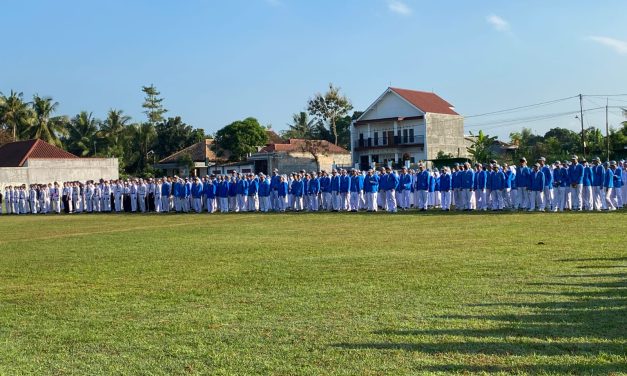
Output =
[
  {"x1": 320, "y1": 176, "x2": 331, "y2": 193},
  {"x1": 364, "y1": 174, "x2": 379, "y2": 193},
  {"x1": 228, "y1": 180, "x2": 238, "y2": 197},
  {"x1": 386, "y1": 173, "x2": 399, "y2": 190},
  {"x1": 399, "y1": 173, "x2": 412, "y2": 191},
  {"x1": 491, "y1": 170, "x2": 506, "y2": 190},
  {"x1": 248, "y1": 179, "x2": 259, "y2": 195},
  {"x1": 415, "y1": 170, "x2": 431, "y2": 191},
  {"x1": 236, "y1": 179, "x2": 249, "y2": 195},
  {"x1": 278, "y1": 181, "x2": 289, "y2": 196},
  {"x1": 531, "y1": 170, "x2": 545, "y2": 191},
  {"x1": 339, "y1": 175, "x2": 351, "y2": 193},
  {"x1": 541, "y1": 166, "x2": 553, "y2": 188},
  {"x1": 308, "y1": 178, "x2": 320, "y2": 194},
  {"x1": 614, "y1": 167, "x2": 623, "y2": 188},
  {"x1": 161, "y1": 182, "x2": 171, "y2": 196},
  {"x1": 569, "y1": 163, "x2": 584, "y2": 184},
  {"x1": 350, "y1": 175, "x2": 364, "y2": 192},
  {"x1": 330, "y1": 175, "x2": 340, "y2": 192},
  {"x1": 559, "y1": 167, "x2": 570, "y2": 187},
  {"x1": 217, "y1": 181, "x2": 229, "y2": 198},
  {"x1": 184, "y1": 182, "x2": 192, "y2": 198},
  {"x1": 204, "y1": 182, "x2": 216, "y2": 199},
  {"x1": 505, "y1": 170, "x2": 514, "y2": 189},
  {"x1": 291, "y1": 179, "x2": 304, "y2": 197},
  {"x1": 258, "y1": 180, "x2": 271, "y2": 197},
  {"x1": 593, "y1": 164, "x2": 605, "y2": 187},
  {"x1": 191, "y1": 182, "x2": 203, "y2": 198},
  {"x1": 461, "y1": 170, "x2": 475, "y2": 190},
  {"x1": 440, "y1": 173, "x2": 452, "y2": 191},
  {"x1": 604, "y1": 169, "x2": 614, "y2": 188},
  {"x1": 474, "y1": 170, "x2": 488, "y2": 190},
  {"x1": 270, "y1": 175, "x2": 281, "y2": 191},
  {"x1": 452, "y1": 170, "x2": 462, "y2": 189},
  {"x1": 583, "y1": 166, "x2": 593, "y2": 187},
  {"x1": 516, "y1": 166, "x2": 532, "y2": 188}
]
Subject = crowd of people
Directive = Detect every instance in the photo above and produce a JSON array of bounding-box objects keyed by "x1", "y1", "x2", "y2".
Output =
[{"x1": 1, "y1": 155, "x2": 625, "y2": 215}]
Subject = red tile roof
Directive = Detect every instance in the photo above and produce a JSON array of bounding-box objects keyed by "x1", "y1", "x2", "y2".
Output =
[
  {"x1": 258, "y1": 139, "x2": 349, "y2": 154},
  {"x1": 0, "y1": 139, "x2": 78, "y2": 167},
  {"x1": 158, "y1": 138, "x2": 227, "y2": 164},
  {"x1": 390, "y1": 87, "x2": 459, "y2": 115}
]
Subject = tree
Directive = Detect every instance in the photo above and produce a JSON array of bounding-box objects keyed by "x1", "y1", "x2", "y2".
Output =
[
  {"x1": 99, "y1": 109, "x2": 131, "y2": 158},
  {"x1": 307, "y1": 83, "x2": 353, "y2": 145},
  {"x1": 154, "y1": 116, "x2": 205, "y2": 159},
  {"x1": 0, "y1": 90, "x2": 31, "y2": 142},
  {"x1": 27, "y1": 95, "x2": 67, "y2": 147},
  {"x1": 283, "y1": 112, "x2": 315, "y2": 139},
  {"x1": 215, "y1": 117, "x2": 268, "y2": 161},
  {"x1": 123, "y1": 122, "x2": 157, "y2": 175},
  {"x1": 467, "y1": 130, "x2": 497, "y2": 163},
  {"x1": 64, "y1": 111, "x2": 101, "y2": 156},
  {"x1": 142, "y1": 85, "x2": 167, "y2": 126},
  {"x1": 436, "y1": 150, "x2": 454, "y2": 159},
  {"x1": 299, "y1": 139, "x2": 329, "y2": 172}
]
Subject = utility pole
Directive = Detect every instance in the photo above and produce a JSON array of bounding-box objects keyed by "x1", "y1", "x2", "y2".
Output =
[
  {"x1": 606, "y1": 98, "x2": 610, "y2": 161},
  {"x1": 579, "y1": 94, "x2": 585, "y2": 158}
]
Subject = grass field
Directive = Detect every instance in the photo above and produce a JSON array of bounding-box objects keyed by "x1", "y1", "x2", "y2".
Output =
[{"x1": 0, "y1": 212, "x2": 625, "y2": 375}]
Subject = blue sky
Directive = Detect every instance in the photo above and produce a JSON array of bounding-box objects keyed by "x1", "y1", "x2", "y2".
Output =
[{"x1": 2, "y1": 0, "x2": 627, "y2": 140}]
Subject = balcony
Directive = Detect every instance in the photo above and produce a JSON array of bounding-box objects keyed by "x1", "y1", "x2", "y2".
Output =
[{"x1": 354, "y1": 135, "x2": 425, "y2": 150}]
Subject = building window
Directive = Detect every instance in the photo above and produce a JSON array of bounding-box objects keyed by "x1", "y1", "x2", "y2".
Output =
[
  {"x1": 403, "y1": 129, "x2": 408, "y2": 144},
  {"x1": 409, "y1": 129, "x2": 415, "y2": 143},
  {"x1": 374, "y1": 132, "x2": 379, "y2": 146}
]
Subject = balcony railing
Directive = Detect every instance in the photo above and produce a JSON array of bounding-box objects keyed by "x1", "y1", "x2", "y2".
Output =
[{"x1": 354, "y1": 135, "x2": 425, "y2": 149}]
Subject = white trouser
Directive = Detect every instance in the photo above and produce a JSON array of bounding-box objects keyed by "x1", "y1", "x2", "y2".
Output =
[
  {"x1": 247, "y1": 195, "x2": 258, "y2": 211},
  {"x1": 205, "y1": 197, "x2": 215, "y2": 213},
  {"x1": 29, "y1": 199, "x2": 38, "y2": 214},
  {"x1": 237, "y1": 195, "x2": 248, "y2": 212},
  {"x1": 475, "y1": 189, "x2": 487, "y2": 210},
  {"x1": 604, "y1": 188, "x2": 615, "y2": 210},
  {"x1": 259, "y1": 196, "x2": 270, "y2": 212},
  {"x1": 386, "y1": 189, "x2": 397, "y2": 212},
  {"x1": 161, "y1": 196, "x2": 170, "y2": 212},
  {"x1": 490, "y1": 190, "x2": 504, "y2": 210},
  {"x1": 349, "y1": 192, "x2": 361, "y2": 211},
  {"x1": 417, "y1": 190, "x2": 428, "y2": 210},
  {"x1": 270, "y1": 191, "x2": 279, "y2": 211},
  {"x1": 519, "y1": 187, "x2": 529, "y2": 209},
  {"x1": 503, "y1": 188, "x2": 512, "y2": 209},
  {"x1": 571, "y1": 184, "x2": 583, "y2": 210},
  {"x1": 292, "y1": 196, "x2": 303, "y2": 211},
  {"x1": 615, "y1": 187, "x2": 623, "y2": 208},
  {"x1": 219, "y1": 197, "x2": 228, "y2": 212},
  {"x1": 399, "y1": 190, "x2": 410, "y2": 209},
  {"x1": 462, "y1": 189, "x2": 473, "y2": 210},
  {"x1": 378, "y1": 190, "x2": 386, "y2": 210},
  {"x1": 103, "y1": 197, "x2": 111, "y2": 212},
  {"x1": 322, "y1": 192, "x2": 332, "y2": 210},
  {"x1": 278, "y1": 195, "x2": 288, "y2": 211},
  {"x1": 441, "y1": 191, "x2": 451, "y2": 210},
  {"x1": 130, "y1": 195, "x2": 137, "y2": 212},
  {"x1": 529, "y1": 190, "x2": 545, "y2": 211},
  {"x1": 308, "y1": 194, "x2": 319, "y2": 211},
  {"x1": 93, "y1": 197, "x2": 101, "y2": 212},
  {"x1": 139, "y1": 195, "x2": 146, "y2": 212},
  {"x1": 453, "y1": 188, "x2": 461, "y2": 209},
  {"x1": 366, "y1": 192, "x2": 378, "y2": 211},
  {"x1": 340, "y1": 192, "x2": 349, "y2": 211},
  {"x1": 582, "y1": 185, "x2": 593, "y2": 211},
  {"x1": 593, "y1": 186, "x2": 605, "y2": 210},
  {"x1": 331, "y1": 192, "x2": 341, "y2": 211},
  {"x1": 191, "y1": 197, "x2": 201, "y2": 213},
  {"x1": 543, "y1": 187, "x2": 554, "y2": 211}
]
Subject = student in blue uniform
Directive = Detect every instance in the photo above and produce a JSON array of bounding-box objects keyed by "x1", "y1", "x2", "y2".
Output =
[
  {"x1": 258, "y1": 174, "x2": 271, "y2": 212},
  {"x1": 515, "y1": 158, "x2": 531, "y2": 210},
  {"x1": 217, "y1": 175, "x2": 230, "y2": 213},
  {"x1": 603, "y1": 161, "x2": 615, "y2": 210},
  {"x1": 330, "y1": 169, "x2": 341, "y2": 211},
  {"x1": 529, "y1": 163, "x2": 546, "y2": 212},
  {"x1": 490, "y1": 164, "x2": 506, "y2": 210},
  {"x1": 415, "y1": 164, "x2": 431, "y2": 211},
  {"x1": 398, "y1": 167, "x2": 412, "y2": 210},
  {"x1": 191, "y1": 177, "x2": 204, "y2": 213},
  {"x1": 538, "y1": 157, "x2": 555, "y2": 211},
  {"x1": 452, "y1": 164, "x2": 462, "y2": 210},
  {"x1": 277, "y1": 175, "x2": 289, "y2": 212},
  {"x1": 569, "y1": 155, "x2": 584, "y2": 210},
  {"x1": 461, "y1": 163, "x2": 475, "y2": 211},
  {"x1": 247, "y1": 173, "x2": 259, "y2": 212},
  {"x1": 308, "y1": 172, "x2": 321, "y2": 211},
  {"x1": 474, "y1": 163, "x2": 488, "y2": 211},
  {"x1": 339, "y1": 169, "x2": 351, "y2": 211},
  {"x1": 582, "y1": 159, "x2": 594, "y2": 211},
  {"x1": 439, "y1": 167, "x2": 452, "y2": 211},
  {"x1": 319, "y1": 170, "x2": 331, "y2": 211},
  {"x1": 363, "y1": 169, "x2": 379, "y2": 212},
  {"x1": 205, "y1": 176, "x2": 217, "y2": 213},
  {"x1": 592, "y1": 157, "x2": 605, "y2": 210}
]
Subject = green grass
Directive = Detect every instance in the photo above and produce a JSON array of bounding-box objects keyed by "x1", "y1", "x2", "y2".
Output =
[{"x1": 0, "y1": 212, "x2": 625, "y2": 375}]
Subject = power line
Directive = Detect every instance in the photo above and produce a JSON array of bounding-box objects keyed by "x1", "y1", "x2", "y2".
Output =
[{"x1": 465, "y1": 95, "x2": 578, "y2": 118}]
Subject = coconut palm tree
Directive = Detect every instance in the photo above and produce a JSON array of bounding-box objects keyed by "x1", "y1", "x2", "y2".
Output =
[
  {"x1": 283, "y1": 112, "x2": 315, "y2": 139},
  {"x1": 123, "y1": 122, "x2": 156, "y2": 174},
  {"x1": 99, "y1": 109, "x2": 131, "y2": 157},
  {"x1": 0, "y1": 90, "x2": 32, "y2": 142},
  {"x1": 65, "y1": 111, "x2": 100, "y2": 156},
  {"x1": 26, "y1": 95, "x2": 67, "y2": 146}
]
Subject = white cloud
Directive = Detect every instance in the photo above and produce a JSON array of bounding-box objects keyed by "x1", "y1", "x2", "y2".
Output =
[
  {"x1": 486, "y1": 14, "x2": 510, "y2": 32},
  {"x1": 388, "y1": 0, "x2": 412, "y2": 16},
  {"x1": 586, "y1": 36, "x2": 627, "y2": 55}
]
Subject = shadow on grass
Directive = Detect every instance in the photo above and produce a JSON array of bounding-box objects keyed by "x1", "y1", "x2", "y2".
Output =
[{"x1": 332, "y1": 258, "x2": 627, "y2": 373}]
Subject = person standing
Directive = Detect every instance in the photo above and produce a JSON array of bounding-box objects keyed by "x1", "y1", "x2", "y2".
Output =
[
  {"x1": 415, "y1": 163, "x2": 431, "y2": 211},
  {"x1": 308, "y1": 172, "x2": 321, "y2": 212},
  {"x1": 385, "y1": 167, "x2": 399, "y2": 213},
  {"x1": 603, "y1": 162, "x2": 616, "y2": 210},
  {"x1": 529, "y1": 163, "x2": 545, "y2": 212},
  {"x1": 538, "y1": 157, "x2": 555, "y2": 211},
  {"x1": 363, "y1": 169, "x2": 379, "y2": 212},
  {"x1": 349, "y1": 169, "x2": 364, "y2": 212},
  {"x1": 569, "y1": 155, "x2": 584, "y2": 211},
  {"x1": 515, "y1": 158, "x2": 531, "y2": 210},
  {"x1": 398, "y1": 167, "x2": 412, "y2": 210},
  {"x1": 490, "y1": 164, "x2": 506, "y2": 210},
  {"x1": 439, "y1": 167, "x2": 452, "y2": 211},
  {"x1": 461, "y1": 163, "x2": 475, "y2": 211},
  {"x1": 258, "y1": 174, "x2": 271, "y2": 213},
  {"x1": 592, "y1": 157, "x2": 605, "y2": 211},
  {"x1": 582, "y1": 159, "x2": 594, "y2": 211},
  {"x1": 474, "y1": 163, "x2": 488, "y2": 211}
]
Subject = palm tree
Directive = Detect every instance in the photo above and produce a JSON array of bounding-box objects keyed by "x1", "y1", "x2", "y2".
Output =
[
  {"x1": 0, "y1": 90, "x2": 32, "y2": 141},
  {"x1": 99, "y1": 109, "x2": 131, "y2": 157},
  {"x1": 283, "y1": 112, "x2": 315, "y2": 139},
  {"x1": 124, "y1": 122, "x2": 156, "y2": 174},
  {"x1": 65, "y1": 111, "x2": 100, "y2": 156},
  {"x1": 27, "y1": 95, "x2": 67, "y2": 146},
  {"x1": 467, "y1": 130, "x2": 497, "y2": 163}
]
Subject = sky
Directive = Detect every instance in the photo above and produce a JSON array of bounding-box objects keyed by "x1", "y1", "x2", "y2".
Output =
[{"x1": 2, "y1": 0, "x2": 627, "y2": 140}]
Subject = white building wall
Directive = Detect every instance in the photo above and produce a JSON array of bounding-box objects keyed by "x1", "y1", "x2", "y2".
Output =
[{"x1": 0, "y1": 158, "x2": 119, "y2": 188}]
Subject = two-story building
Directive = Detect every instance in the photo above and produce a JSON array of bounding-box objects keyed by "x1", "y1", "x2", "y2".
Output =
[{"x1": 351, "y1": 87, "x2": 465, "y2": 170}]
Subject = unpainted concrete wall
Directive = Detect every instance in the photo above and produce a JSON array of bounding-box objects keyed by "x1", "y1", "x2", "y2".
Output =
[{"x1": 0, "y1": 158, "x2": 118, "y2": 188}]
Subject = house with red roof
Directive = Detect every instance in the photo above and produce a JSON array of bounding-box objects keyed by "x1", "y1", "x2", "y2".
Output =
[
  {"x1": 249, "y1": 138, "x2": 351, "y2": 174},
  {"x1": 351, "y1": 87, "x2": 465, "y2": 170},
  {"x1": 0, "y1": 139, "x2": 118, "y2": 186}
]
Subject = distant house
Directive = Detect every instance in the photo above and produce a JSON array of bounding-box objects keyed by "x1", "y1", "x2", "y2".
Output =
[
  {"x1": 249, "y1": 138, "x2": 351, "y2": 174},
  {"x1": 0, "y1": 139, "x2": 118, "y2": 186},
  {"x1": 155, "y1": 138, "x2": 224, "y2": 177},
  {"x1": 464, "y1": 136, "x2": 519, "y2": 163},
  {"x1": 155, "y1": 130, "x2": 285, "y2": 176},
  {"x1": 351, "y1": 87, "x2": 466, "y2": 170}
]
